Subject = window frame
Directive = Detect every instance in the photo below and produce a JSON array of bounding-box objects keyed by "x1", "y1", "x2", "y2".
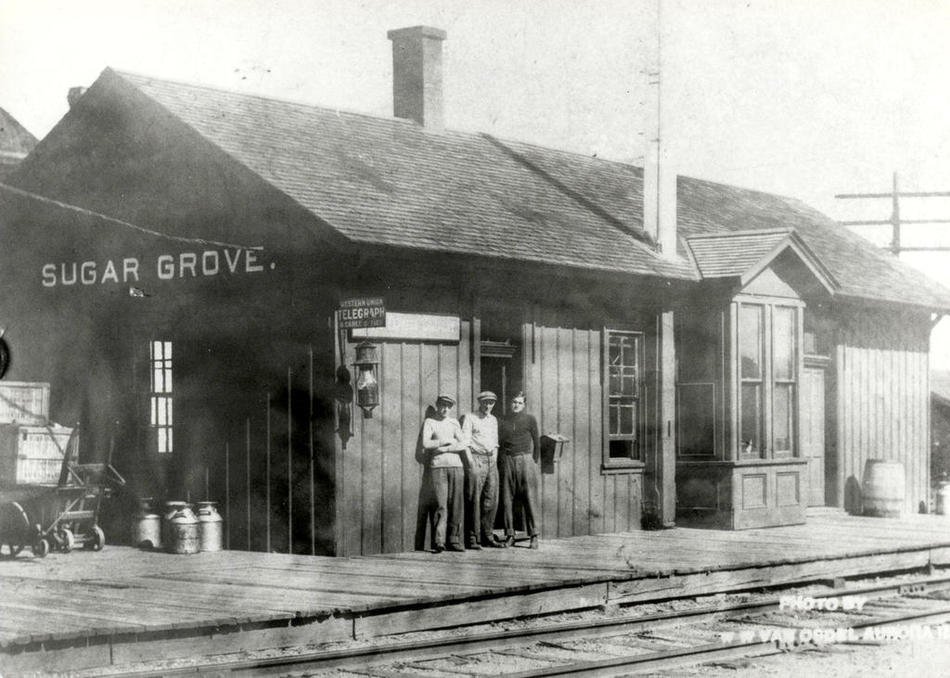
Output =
[
  {"x1": 738, "y1": 303, "x2": 765, "y2": 459},
  {"x1": 148, "y1": 339, "x2": 174, "y2": 455},
  {"x1": 771, "y1": 305, "x2": 798, "y2": 457},
  {"x1": 602, "y1": 328, "x2": 644, "y2": 470},
  {"x1": 733, "y1": 297, "x2": 802, "y2": 460}
]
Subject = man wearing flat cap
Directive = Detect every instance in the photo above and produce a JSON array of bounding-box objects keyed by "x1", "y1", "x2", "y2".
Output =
[
  {"x1": 421, "y1": 394, "x2": 468, "y2": 552},
  {"x1": 461, "y1": 391, "x2": 503, "y2": 549}
]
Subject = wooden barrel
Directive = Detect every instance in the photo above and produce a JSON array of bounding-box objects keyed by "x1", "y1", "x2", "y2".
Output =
[
  {"x1": 936, "y1": 482, "x2": 950, "y2": 516},
  {"x1": 862, "y1": 459, "x2": 904, "y2": 518}
]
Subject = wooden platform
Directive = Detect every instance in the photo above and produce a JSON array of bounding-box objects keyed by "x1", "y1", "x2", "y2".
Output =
[{"x1": 4, "y1": 508, "x2": 950, "y2": 674}]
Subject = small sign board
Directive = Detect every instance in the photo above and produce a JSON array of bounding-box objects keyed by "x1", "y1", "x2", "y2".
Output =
[
  {"x1": 339, "y1": 297, "x2": 386, "y2": 329},
  {"x1": 352, "y1": 312, "x2": 460, "y2": 342}
]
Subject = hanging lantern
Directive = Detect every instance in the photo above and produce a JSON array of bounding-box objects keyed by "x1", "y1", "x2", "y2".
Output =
[{"x1": 353, "y1": 341, "x2": 380, "y2": 418}]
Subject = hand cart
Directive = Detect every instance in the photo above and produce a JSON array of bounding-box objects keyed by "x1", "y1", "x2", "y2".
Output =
[{"x1": 0, "y1": 427, "x2": 125, "y2": 558}]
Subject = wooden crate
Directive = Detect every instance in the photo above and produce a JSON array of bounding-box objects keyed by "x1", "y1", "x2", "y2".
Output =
[
  {"x1": 0, "y1": 424, "x2": 77, "y2": 486},
  {"x1": 0, "y1": 382, "x2": 50, "y2": 425}
]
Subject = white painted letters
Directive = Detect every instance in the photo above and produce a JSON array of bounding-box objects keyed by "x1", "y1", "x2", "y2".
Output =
[
  {"x1": 101, "y1": 260, "x2": 119, "y2": 284},
  {"x1": 41, "y1": 248, "x2": 268, "y2": 288},
  {"x1": 179, "y1": 252, "x2": 197, "y2": 278},
  {"x1": 80, "y1": 261, "x2": 96, "y2": 284},
  {"x1": 61, "y1": 262, "x2": 77, "y2": 285},
  {"x1": 157, "y1": 255, "x2": 175, "y2": 280},
  {"x1": 41, "y1": 264, "x2": 56, "y2": 288},
  {"x1": 202, "y1": 250, "x2": 219, "y2": 276},
  {"x1": 224, "y1": 249, "x2": 241, "y2": 273},
  {"x1": 123, "y1": 258, "x2": 139, "y2": 282},
  {"x1": 245, "y1": 250, "x2": 263, "y2": 273}
]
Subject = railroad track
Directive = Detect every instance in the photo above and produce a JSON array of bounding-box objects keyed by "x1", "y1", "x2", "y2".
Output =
[{"x1": 100, "y1": 573, "x2": 950, "y2": 677}]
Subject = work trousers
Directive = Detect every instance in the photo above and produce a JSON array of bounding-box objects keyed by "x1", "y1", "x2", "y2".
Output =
[
  {"x1": 431, "y1": 466, "x2": 464, "y2": 548},
  {"x1": 500, "y1": 454, "x2": 540, "y2": 537},
  {"x1": 465, "y1": 454, "x2": 499, "y2": 545}
]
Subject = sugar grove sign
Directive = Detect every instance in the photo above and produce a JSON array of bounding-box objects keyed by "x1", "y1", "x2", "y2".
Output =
[
  {"x1": 40, "y1": 248, "x2": 271, "y2": 288},
  {"x1": 338, "y1": 297, "x2": 386, "y2": 329}
]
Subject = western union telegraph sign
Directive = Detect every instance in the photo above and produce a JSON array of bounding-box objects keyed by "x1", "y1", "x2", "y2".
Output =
[{"x1": 338, "y1": 297, "x2": 386, "y2": 329}]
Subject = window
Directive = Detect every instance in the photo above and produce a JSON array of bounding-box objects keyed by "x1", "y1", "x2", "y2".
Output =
[
  {"x1": 739, "y1": 305, "x2": 764, "y2": 457},
  {"x1": 772, "y1": 306, "x2": 796, "y2": 456},
  {"x1": 736, "y1": 302, "x2": 799, "y2": 458},
  {"x1": 149, "y1": 340, "x2": 173, "y2": 454},
  {"x1": 604, "y1": 330, "x2": 641, "y2": 465}
]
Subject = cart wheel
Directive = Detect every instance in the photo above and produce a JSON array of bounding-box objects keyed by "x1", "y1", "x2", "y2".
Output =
[
  {"x1": 32, "y1": 537, "x2": 50, "y2": 558},
  {"x1": 0, "y1": 502, "x2": 30, "y2": 559},
  {"x1": 60, "y1": 528, "x2": 75, "y2": 553},
  {"x1": 85, "y1": 526, "x2": 105, "y2": 552}
]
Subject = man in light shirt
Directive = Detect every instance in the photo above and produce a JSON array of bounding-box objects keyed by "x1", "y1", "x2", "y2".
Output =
[
  {"x1": 461, "y1": 391, "x2": 503, "y2": 549},
  {"x1": 421, "y1": 394, "x2": 468, "y2": 553}
]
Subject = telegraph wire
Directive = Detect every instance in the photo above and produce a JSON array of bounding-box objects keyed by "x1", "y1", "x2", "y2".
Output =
[{"x1": 0, "y1": 182, "x2": 263, "y2": 252}]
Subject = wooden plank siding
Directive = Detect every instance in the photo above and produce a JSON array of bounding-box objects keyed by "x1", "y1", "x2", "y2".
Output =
[
  {"x1": 834, "y1": 307, "x2": 930, "y2": 516},
  {"x1": 525, "y1": 313, "x2": 647, "y2": 540},
  {"x1": 337, "y1": 322, "x2": 472, "y2": 556}
]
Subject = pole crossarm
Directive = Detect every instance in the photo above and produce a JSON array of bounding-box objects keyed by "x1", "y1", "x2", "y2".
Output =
[
  {"x1": 842, "y1": 219, "x2": 950, "y2": 226},
  {"x1": 835, "y1": 172, "x2": 950, "y2": 255},
  {"x1": 836, "y1": 191, "x2": 950, "y2": 199}
]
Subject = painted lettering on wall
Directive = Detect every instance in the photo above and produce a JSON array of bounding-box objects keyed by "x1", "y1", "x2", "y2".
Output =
[{"x1": 41, "y1": 249, "x2": 270, "y2": 288}]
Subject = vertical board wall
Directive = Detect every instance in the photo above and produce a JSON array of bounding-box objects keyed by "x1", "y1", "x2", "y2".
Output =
[
  {"x1": 835, "y1": 308, "x2": 930, "y2": 515},
  {"x1": 524, "y1": 310, "x2": 647, "y2": 537},
  {"x1": 336, "y1": 322, "x2": 473, "y2": 556}
]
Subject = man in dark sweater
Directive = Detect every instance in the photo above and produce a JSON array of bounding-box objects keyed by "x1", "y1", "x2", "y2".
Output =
[{"x1": 498, "y1": 391, "x2": 541, "y2": 549}]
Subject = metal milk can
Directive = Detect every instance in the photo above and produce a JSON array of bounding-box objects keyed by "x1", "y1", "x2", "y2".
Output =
[
  {"x1": 196, "y1": 501, "x2": 224, "y2": 552},
  {"x1": 163, "y1": 500, "x2": 188, "y2": 548},
  {"x1": 132, "y1": 497, "x2": 162, "y2": 550},
  {"x1": 167, "y1": 503, "x2": 199, "y2": 554}
]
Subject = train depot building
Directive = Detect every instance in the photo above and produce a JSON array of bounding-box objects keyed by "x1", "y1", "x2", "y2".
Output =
[{"x1": 2, "y1": 26, "x2": 950, "y2": 558}]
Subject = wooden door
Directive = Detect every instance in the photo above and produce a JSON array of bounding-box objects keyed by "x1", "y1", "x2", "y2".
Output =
[{"x1": 802, "y1": 365, "x2": 826, "y2": 506}]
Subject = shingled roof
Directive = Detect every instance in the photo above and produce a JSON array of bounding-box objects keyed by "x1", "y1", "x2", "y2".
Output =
[
  {"x1": 686, "y1": 229, "x2": 794, "y2": 279},
  {"x1": 684, "y1": 228, "x2": 836, "y2": 294},
  {"x1": 0, "y1": 107, "x2": 37, "y2": 181},
  {"x1": 22, "y1": 69, "x2": 950, "y2": 311},
  {"x1": 107, "y1": 70, "x2": 692, "y2": 282}
]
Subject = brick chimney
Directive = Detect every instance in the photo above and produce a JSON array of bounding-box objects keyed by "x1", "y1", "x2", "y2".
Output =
[
  {"x1": 67, "y1": 87, "x2": 88, "y2": 108},
  {"x1": 386, "y1": 26, "x2": 446, "y2": 130}
]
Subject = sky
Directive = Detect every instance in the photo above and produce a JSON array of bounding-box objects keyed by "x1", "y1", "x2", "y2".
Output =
[{"x1": 2, "y1": 0, "x2": 950, "y2": 363}]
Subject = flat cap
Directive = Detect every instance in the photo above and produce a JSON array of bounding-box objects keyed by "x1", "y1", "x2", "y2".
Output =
[
  {"x1": 477, "y1": 391, "x2": 497, "y2": 401},
  {"x1": 435, "y1": 393, "x2": 456, "y2": 405}
]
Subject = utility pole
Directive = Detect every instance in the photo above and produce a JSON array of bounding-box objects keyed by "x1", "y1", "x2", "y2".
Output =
[
  {"x1": 642, "y1": 0, "x2": 676, "y2": 529},
  {"x1": 836, "y1": 172, "x2": 950, "y2": 254}
]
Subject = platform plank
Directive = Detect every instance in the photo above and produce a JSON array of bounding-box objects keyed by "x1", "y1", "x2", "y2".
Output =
[
  {"x1": 109, "y1": 615, "x2": 354, "y2": 665},
  {"x1": 606, "y1": 550, "x2": 934, "y2": 604},
  {"x1": 3, "y1": 508, "x2": 950, "y2": 674},
  {"x1": 354, "y1": 582, "x2": 609, "y2": 638}
]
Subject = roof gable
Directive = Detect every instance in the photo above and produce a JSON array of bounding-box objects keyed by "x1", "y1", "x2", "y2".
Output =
[
  {"x1": 0, "y1": 107, "x2": 37, "y2": 157},
  {"x1": 0, "y1": 107, "x2": 37, "y2": 181},
  {"x1": 686, "y1": 229, "x2": 836, "y2": 294},
  {"x1": 7, "y1": 70, "x2": 342, "y2": 253}
]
